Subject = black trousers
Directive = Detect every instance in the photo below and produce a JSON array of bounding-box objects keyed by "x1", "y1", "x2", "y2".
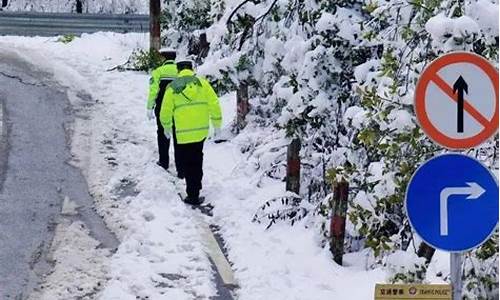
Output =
[
  {"x1": 154, "y1": 104, "x2": 182, "y2": 174},
  {"x1": 176, "y1": 139, "x2": 205, "y2": 198}
]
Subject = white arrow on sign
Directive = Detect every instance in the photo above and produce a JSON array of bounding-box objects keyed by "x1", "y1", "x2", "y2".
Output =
[{"x1": 440, "y1": 182, "x2": 485, "y2": 236}]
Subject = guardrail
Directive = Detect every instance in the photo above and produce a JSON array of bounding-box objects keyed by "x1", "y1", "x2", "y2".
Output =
[{"x1": 0, "y1": 12, "x2": 149, "y2": 36}]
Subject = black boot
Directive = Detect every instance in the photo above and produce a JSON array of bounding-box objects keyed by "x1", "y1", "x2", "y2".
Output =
[
  {"x1": 184, "y1": 196, "x2": 203, "y2": 206},
  {"x1": 156, "y1": 161, "x2": 168, "y2": 170}
]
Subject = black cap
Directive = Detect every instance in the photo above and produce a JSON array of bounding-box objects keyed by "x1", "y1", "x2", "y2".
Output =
[
  {"x1": 177, "y1": 60, "x2": 194, "y2": 71},
  {"x1": 159, "y1": 48, "x2": 176, "y2": 60}
]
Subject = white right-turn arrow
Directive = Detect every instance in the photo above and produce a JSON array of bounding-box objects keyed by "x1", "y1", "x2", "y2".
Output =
[{"x1": 440, "y1": 182, "x2": 485, "y2": 236}]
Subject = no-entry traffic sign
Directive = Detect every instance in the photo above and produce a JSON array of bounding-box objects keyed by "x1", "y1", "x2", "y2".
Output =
[
  {"x1": 415, "y1": 52, "x2": 498, "y2": 149},
  {"x1": 406, "y1": 154, "x2": 498, "y2": 252}
]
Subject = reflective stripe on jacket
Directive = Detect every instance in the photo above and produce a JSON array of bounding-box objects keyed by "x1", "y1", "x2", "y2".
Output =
[
  {"x1": 147, "y1": 60, "x2": 178, "y2": 109},
  {"x1": 159, "y1": 69, "x2": 222, "y2": 144}
]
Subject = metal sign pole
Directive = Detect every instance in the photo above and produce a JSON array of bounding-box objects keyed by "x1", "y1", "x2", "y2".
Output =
[{"x1": 450, "y1": 253, "x2": 462, "y2": 300}]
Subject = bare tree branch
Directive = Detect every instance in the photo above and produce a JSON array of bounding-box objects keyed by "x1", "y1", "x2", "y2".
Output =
[
  {"x1": 238, "y1": 0, "x2": 280, "y2": 50},
  {"x1": 226, "y1": 0, "x2": 253, "y2": 26},
  {"x1": 255, "y1": 0, "x2": 279, "y2": 24}
]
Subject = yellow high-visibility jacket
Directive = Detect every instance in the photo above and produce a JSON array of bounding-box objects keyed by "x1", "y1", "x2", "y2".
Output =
[
  {"x1": 160, "y1": 69, "x2": 222, "y2": 144},
  {"x1": 147, "y1": 60, "x2": 178, "y2": 109}
]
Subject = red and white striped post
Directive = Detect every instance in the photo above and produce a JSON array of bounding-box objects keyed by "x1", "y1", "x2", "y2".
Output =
[
  {"x1": 149, "y1": 0, "x2": 161, "y2": 52},
  {"x1": 330, "y1": 180, "x2": 349, "y2": 265},
  {"x1": 285, "y1": 138, "x2": 301, "y2": 194},
  {"x1": 236, "y1": 82, "x2": 249, "y2": 132}
]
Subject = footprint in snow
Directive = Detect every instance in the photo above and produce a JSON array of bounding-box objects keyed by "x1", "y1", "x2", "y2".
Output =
[{"x1": 142, "y1": 211, "x2": 155, "y2": 222}]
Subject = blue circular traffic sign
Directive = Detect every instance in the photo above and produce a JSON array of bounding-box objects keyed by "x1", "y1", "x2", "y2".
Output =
[{"x1": 406, "y1": 153, "x2": 498, "y2": 252}]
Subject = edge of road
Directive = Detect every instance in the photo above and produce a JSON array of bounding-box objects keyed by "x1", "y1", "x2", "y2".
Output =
[{"x1": 0, "y1": 46, "x2": 120, "y2": 299}]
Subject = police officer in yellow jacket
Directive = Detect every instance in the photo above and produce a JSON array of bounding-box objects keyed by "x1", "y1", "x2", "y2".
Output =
[
  {"x1": 147, "y1": 49, "x2": 180, "y2": 172},
  {"x1": 160, "y1": 60, "x2": 222, "y2": 205}
]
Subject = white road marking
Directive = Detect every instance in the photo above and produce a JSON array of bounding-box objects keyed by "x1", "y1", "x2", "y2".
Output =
[
  {"x1": 61, "y1": 195, "x2": 80, "y2": 216},
  {"x1": 195, "y1": 215, "x2": 237, "y2": 286},
  {"x1": 177, "y1": 188, "x2": 237, "y2": 288},
  {"x1": 0, "y1": 102, "x2": 3, "y2": 138}
]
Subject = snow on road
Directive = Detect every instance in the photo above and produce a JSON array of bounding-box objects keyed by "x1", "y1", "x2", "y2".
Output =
[{"x1": 0, "y1": 32, "x2": 388, "y2": 299}]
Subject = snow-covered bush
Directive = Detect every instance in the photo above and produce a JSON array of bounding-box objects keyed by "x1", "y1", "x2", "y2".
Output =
[
  {"x1": 56, "y1": 34, "x2": 76, "y2": 44},
  {"x1": 128, "y1": 48, "x2": 165, "y2": 71},
  {"x1": 463, "y1": 233, "x2": 499, "y2": 299}
]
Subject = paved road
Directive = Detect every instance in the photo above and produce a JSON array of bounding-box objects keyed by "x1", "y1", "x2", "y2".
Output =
[{"x1": 0, "y1": 51, "x2": 118, "y2": 299}]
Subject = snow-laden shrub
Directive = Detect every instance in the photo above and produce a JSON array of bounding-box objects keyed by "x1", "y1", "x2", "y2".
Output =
[
  {"x1": 463, "y1": 233, "x2": 499, "y2": 299},
  {"x1": 161, "y1": 0, "x2": 215, "y2": 48},
  {"x1": 386, "y1": 250, "x2": 427, "y2": 283},
  {"x1": 57, "y1": 34, "x2": 76, "y2": 44},
  {"x1": 128, "y1": 48, "x2": 165, "y2": 71}
]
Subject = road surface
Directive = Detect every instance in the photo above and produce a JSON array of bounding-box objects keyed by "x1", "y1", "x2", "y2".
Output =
[{"x1": 0, "y1": 51, "x2": 118, "y2": 299}]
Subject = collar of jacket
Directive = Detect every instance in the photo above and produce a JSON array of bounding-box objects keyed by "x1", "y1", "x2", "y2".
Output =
[
  {"x1": 178, "y1": 69, "x2": 195, "y2": 77},
  {"x1": 164, "y1": 60, "x2": 175, "y2": 65}
]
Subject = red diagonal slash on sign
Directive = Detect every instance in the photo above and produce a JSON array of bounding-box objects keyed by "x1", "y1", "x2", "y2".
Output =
[
  {"x1": 414, "y1": 52, "x2": 498, "y2": 150},
  {"x1": 431, "y1": 74, "x2": 491, "y2": 128}
]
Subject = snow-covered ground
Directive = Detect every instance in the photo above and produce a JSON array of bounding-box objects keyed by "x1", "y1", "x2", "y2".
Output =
[{"x1": 0, "y1": 32, "x2": 450, "y2": 299}]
